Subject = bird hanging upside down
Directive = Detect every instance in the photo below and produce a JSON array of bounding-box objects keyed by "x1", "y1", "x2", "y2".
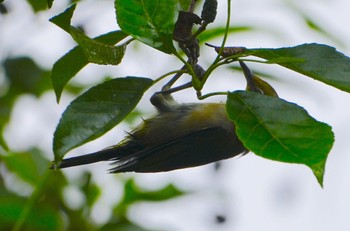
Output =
[{"x1": 56, "y1": 93, "x2": 248, "y2": 173}]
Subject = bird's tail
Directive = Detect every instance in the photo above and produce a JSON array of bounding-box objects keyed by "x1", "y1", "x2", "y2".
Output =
[{"x1": 53, "y1": 148, "x2": 117, "y2": 169}]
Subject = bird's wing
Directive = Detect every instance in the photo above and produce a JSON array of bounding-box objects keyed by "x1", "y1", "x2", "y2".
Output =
[{"x1": 109, "y1": 127, "x2": 247, "y2": 173}]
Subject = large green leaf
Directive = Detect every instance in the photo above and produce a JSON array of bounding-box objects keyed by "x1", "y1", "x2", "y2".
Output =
[
  {"x1": 226, "y1": 91, "x2": 334, "y2": 186},
  {"x1": 115, "y1": 0, "x2": 176, "y2": 54},
  {"x1": 248, "y1": 43, "x2": 350, "y2": 93},
  {"x1": 53, "y1": 77, "x2": 153, "y2": 160}
]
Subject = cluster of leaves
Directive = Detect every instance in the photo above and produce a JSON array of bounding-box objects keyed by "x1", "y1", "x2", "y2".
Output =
[{"x1": 47, "y1": 0, "x2": 350, "y2": 187}]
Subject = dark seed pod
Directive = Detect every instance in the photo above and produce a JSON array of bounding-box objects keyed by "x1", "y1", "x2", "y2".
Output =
[
  {"x1": 219, "y1": 46, "x2": 247, "y2": 57},
  {"x1": 173, "y1": 11, "x2": 202, "y2": 42},
  {"x1": 194, "y1": 64, "x2": 206, "y2": 81},
  {"x1": 206, "y1": 43, "x2": 247, "y2": 57},
  {"x1": 201, "y1": 0, "x2": 218, "y2": 23}
]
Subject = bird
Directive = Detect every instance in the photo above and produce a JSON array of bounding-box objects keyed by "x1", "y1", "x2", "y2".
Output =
[{"x1": 56, "y1": 93, "x2": 248, "y2": 173}]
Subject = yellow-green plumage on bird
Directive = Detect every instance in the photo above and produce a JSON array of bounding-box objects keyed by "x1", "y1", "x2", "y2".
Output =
[{"x1": 57, "y1": 94, "x2": 248, "y2": 173}]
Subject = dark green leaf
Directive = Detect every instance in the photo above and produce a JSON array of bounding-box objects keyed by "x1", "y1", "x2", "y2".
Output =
[
  {"x1": 248, "y1": 43, "x2": 350, "y2": 93},
  {"x1": 47, "y1": 0, "x2": 54, "y2": 8},
  {"x1": 226, "y1": 91, "x2": 334, "y2": 186},
  {"x1": 115, "y1": 0, "x2": 176, "y2": 54},
  {"x1": 53, "y1": 77, "x2": 153, "y2": 160},
  {"x1": 51, "y1": 30, "x2": 128, "y2": 102},
  {"x1": 49, "y1": 4, "x2": 76, "y2": 33},
  {"x1": 51, "y1": 47, "x2": 87, "y2": 102}
]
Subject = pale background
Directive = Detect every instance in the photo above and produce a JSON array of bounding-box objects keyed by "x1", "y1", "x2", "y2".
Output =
[{"x1": 1, "y1": 0, "x2": 350, "y2": 230}]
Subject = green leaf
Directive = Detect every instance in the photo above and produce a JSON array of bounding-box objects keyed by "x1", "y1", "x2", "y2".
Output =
[
  {"x1": 199, "y1": 26, "x2": 253, "y2": 42},
  {"x1": 1, "y1": 149, "x2": 49, "y2": 186},
  {"x1": 115, "y1": 178, "x2": 185, "y2": 217},
  {"x1": 1, "y1": 57, "x2": 51, "y2": 135},
  {"x1": 49, "y1": 4, "x2": 76, "y2": 33},
  {"x1": 3, "y1": 57, "x2": 52, "y2": 97},
  {"x1": 226, "y1": 91, "x2": 334, "y2": 186},
  {"x1": 53, "y1": 77, "x2": 153, "y2": 160},
  {"x1": 123, "y1": 178, "x2": 185, "y2": 203},
  {"x1": 115, "y1": 0, "x2": 176, "y2": 54},
  {"x1": 177, "y1": 0, "x2": 192, "y2": 11},
  {"x1": 0, "y1": 133, "x2": 8, "y2": 151},
  {"x1": 248, "y1": 43, "x2": 350, "y2": 93},
  {"x1": 0, "y1": 196, "x2": 64, "y2": 230},
  {"x1": 26, "y1": 0, "x2": 48, "y2": 12},
  {"x1": 51, "y1": 30, "x2": 128, "y2": 103},
  {"x1": 79, "y1": 172, "x2": 101, "y2": 209},
  {"x1": 47, "y1": 0, "x2": 54, "y2": 8},
  {"x1": 51, "y1": 47, "x2": 87, "y2": 102},
  {"x1": 70, "y1": 27, "x2": 126, "y2": 65}
]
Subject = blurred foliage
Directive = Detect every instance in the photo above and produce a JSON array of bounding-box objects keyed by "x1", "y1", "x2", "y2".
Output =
[
  {"x1": 0, "y1": 57, "x2": 52, "y2": 150},
  {"x1": 0, "y1": 148, "x2": 186, "y2": 230},
  {"x1": 26, "y1": 0, "x2": 49, "y2": 12},
  {"x1": 0, "y1": 25, "x2": 185, "y2": 231},
  {"x1": 0, "y1": 57, "x2": 82, "y2": 150},
  {"x1": 0, "y1": 0, "x2": 349, "y2": 230}
]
